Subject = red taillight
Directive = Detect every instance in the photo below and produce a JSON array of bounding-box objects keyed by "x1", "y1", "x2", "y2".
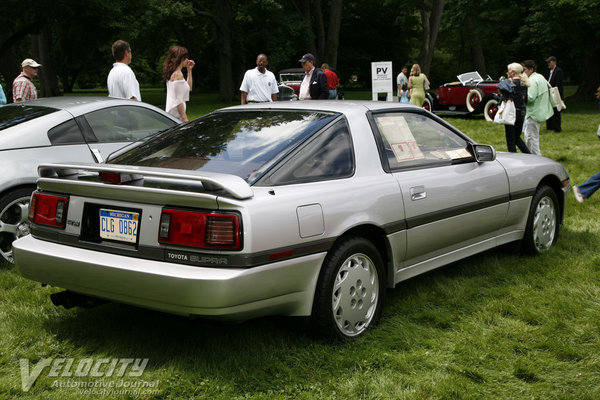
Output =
[
  {"x1": 99, "y1": 172, "x2": 122, "y2": 183},
  {"x1": 158, "y1": 209, "x2": 241, "y2": 249},
  {"x1": 29, "y1": 192, "x2": 69, "y2": 228}
]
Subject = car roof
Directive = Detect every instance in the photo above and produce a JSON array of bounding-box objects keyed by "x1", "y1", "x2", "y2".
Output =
[
  {"x1": 221, "y1": 100, "x2": 422, "y2": 115},
  {"x1": 8, "y1": 96, "x2": 167, "y2": 117}
]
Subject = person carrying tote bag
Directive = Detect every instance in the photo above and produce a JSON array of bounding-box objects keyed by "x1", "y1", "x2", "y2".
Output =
[{"x1": 497, "y1": 63, "x2": 531, "y2": 153}]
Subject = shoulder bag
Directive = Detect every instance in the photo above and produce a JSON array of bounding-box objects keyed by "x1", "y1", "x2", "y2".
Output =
[{"x1": 547, "y1": 81, "x2": 566, "y2": 111}]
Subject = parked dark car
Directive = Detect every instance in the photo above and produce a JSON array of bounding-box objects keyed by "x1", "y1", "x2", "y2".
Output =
[{"x1": 428, "y1": 72, "x2": 501, "y2": 121}]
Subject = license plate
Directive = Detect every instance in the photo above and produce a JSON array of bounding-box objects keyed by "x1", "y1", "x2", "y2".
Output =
[{"x1": 99, "y1": 209, "x2": 139, "y2": 243}]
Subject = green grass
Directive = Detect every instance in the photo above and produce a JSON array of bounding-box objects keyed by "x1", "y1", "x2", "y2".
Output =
[{"x1": 2, "y1": 90, "x2": 600, "y2": 399}]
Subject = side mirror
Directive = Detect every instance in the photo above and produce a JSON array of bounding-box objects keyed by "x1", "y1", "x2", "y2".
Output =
[{"x1": 472, "y1": 144, "x2": 496, "y2": 162}]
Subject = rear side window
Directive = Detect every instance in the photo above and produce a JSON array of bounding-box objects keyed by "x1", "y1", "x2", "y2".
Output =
[
  {"x1": 47, "y1": 119, "x2": 86, "y2": 144},
  {"x1": 110, "y1": 110, "x2": 339, "y2": 183},
  {"x1": 83, "y1": 106, "x2": 176, "y2": 143},
  {"x1": 266, "y1": 119, "x2": 354, "y2": 185},
  {"x1": 0, "y1": 105, "x2": 57, "y2": 131}
]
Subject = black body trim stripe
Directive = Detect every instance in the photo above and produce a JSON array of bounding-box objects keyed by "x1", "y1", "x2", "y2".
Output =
[
  {"x1": 30, "y1": 190, "x2": 530, "y2": 268},
  {"x1": 30, "y1": 226, "x2": 336, "y2": 269},
  {"x1": 406, "y1": 194, "x2": 510, "y2": 229},
  {"x1": 509, "y1": 188, "x2": 535, "y2": 201}
]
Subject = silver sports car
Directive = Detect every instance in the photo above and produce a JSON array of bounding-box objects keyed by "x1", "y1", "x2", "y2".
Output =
[
  {"x1": 14, "y1": 101, "x2": 569, "y2": 339},
  {"x1": 0, "y1": 97, "x2": 179, "y2": 262}
]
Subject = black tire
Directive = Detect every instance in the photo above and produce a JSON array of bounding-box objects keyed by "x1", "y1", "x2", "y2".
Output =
[
  {"x1": 466, "y1": 88, "x2": 484, "y2": 112},
  {"x1": 521, "y1": 185, "x2": 559, "y2": 255},
  {"x1": 0, "y1": 187, "x2": 35, "y2": 263},
  {"x1": 311, "y1": 236, "x2": 385, "y2": 339}
]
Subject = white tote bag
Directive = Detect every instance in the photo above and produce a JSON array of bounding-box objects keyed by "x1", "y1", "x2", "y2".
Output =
[
  {"x1": 493, "y1": 99, "x2": 516, "y2": 125},
  {"x1": 547, "y1": 81, "x2": 566, "y2": 111}
]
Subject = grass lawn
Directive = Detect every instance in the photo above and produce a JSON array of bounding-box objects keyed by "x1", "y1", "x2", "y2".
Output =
[{"x1": 1, "y1": 89, "x2": 600, "y2": 399}]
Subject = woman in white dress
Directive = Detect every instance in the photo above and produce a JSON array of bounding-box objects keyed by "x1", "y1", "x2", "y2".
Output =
[{"x1": 163, "y1": 46, "x2": 195, "y2": 122}]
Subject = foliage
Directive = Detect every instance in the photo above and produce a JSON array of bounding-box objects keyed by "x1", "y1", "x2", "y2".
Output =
[{"x1": 2, "y1": 0, "x2": 600, "y2": 101}]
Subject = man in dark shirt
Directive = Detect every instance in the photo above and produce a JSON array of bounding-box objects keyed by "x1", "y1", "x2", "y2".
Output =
[
  {"x1": 298, "y1": 53, "x2": 328, "y2": 100},
  {"x1": 545, "y1": 56, "x2": 564, "y2": 132}
]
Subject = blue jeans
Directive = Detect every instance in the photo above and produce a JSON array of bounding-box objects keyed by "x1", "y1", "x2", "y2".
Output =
[
  {"x1": 578, "y1": 170, "x2": 600, "y2": 199},
  {"x1": 328, "y1": 89, "x2": 337, "y2": 99}
]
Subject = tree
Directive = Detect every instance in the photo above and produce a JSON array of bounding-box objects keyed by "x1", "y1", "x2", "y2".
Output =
[
  {"x1": 292, "y1": 0, "x2": 344, "y2": 67},
  {"x1": 417, "y1": 0, "x2": 444, "y2": 75},
  {"x1": 518, "y1": 0, "x2": 600, "y2": 101}
]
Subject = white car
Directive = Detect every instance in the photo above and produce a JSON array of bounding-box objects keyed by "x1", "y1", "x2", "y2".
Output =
[
  {"x1": 14, "y1": 101, "x2": 569, "y2": 339},
  {"x1": 0, "y1": 97, "x2": 179, "y2": 262}
]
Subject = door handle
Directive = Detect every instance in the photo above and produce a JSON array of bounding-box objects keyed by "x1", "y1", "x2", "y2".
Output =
[{"x1": 410, "y1": 186, "x2": 427, "y2": 201}]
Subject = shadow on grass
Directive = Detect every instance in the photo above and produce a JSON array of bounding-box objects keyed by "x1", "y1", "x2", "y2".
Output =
[{"x1": 31, "y1": 221, "x2": 594, "y2": 390}]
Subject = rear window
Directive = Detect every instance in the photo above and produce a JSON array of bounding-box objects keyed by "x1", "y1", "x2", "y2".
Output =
[
  {"x1": 0, "y1": 104, "x2": 57, "y2": 130},
  {"x1": 109, "y1": 110, "x2": 339, "y2": 183}
]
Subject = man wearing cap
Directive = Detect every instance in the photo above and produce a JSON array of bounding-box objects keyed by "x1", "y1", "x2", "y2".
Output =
[
  {"x1": 545, "y1": 56, "x2": 564, "y2": 132},
  {"x1": 12, "y1": 59, "x2": 41, "y2": 103},
  {"x1": 298, "y1": 53, "x2": 328, "y2": 100},
  {"x1": 107, "y1": 40, "x2": 141, "y2": 101}
]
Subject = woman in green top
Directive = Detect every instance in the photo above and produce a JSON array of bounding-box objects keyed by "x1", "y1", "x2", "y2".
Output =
[{"x1": 408, "y1": 64, "x2": 430, "y2": 107}]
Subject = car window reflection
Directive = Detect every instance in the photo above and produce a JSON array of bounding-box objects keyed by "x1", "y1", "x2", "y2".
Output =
[
  {"x1": 110, "y1": 110, "x2": 339, "y2": 183},
  {"x1": 373, "y1": 112, "x2": 472, "y2": 170}
]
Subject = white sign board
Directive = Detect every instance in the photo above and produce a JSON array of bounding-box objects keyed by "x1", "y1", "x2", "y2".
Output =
[{"x1": 371, "y1": 61, "x2": 393, "y2": 101}]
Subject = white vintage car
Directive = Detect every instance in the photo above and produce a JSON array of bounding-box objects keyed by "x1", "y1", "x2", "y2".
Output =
[{"x1": 14, "y1": 101, "x2": 569, "y2": 339}]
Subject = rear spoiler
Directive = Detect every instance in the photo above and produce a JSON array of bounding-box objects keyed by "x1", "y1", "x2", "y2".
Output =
[{"x1": 37, "y1": 163, "x2": 254, "y2": 200}]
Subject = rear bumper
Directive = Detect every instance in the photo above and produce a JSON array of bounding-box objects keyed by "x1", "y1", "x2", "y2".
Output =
[{"x1": 14, "y1": 235, "x2": 325, "y2": 320}]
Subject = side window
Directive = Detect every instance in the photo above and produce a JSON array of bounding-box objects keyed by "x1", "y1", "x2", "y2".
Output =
[
  {"x1": 84, "y1": 106, "x2": 176, "y2": 143},
  {"x1": 47, "y1": 119, "x2": 85, "y2": 145},
  {"x1": 372, "y1": 112, "x2": 472, "y2": 170},
  {"x1": 269, "y1": 119, "x2": 354, "y2": 184}
]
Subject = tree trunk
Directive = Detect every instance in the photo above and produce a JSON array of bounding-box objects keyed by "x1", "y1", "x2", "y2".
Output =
[
  {"x1": 418, "y1": 0, "x2": 444, "y2": 75},
  {"x1": 324, "y1": 0, "x2": 343, "y2": 67},
  {"x1": 294, "y1": 0, "x2": 343, "y2": 67},
  {"x1": 0, "y1": 40, "x2": 20, "y2": 95},
  {"x1": 214, "y1": 0, "x2": 235, "y2": 101},
  {"x1": 31, "y1": 25, "x2": 61, "y2": 97},
  {"x1": 295, "y1": 0, "x2": 318, "y2": 58},
  {"x1": 313, "y1": 0, "x2": 325, "y2": 60},
  {"x1": 571, "y1": 49, "x2": 600, "y2": 102},
  {"x1": 465, "y1": 15, "x2": 486, "y2": 77}
]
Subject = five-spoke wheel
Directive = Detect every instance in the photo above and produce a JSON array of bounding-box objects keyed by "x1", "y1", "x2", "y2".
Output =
[{"x1": 0, "y1": 188, "x2": 34, "y2": 263}]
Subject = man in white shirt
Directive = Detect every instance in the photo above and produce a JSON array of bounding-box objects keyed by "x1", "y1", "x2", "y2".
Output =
[
  {"x1": 396, "y1": 66, "x2": 408, "y2": 98},
  {"x1": 107, "y1": 40, "x2": 141, "y2": 101},
  {"x1": 239, "y1": 54, "x2": 278, "y2": 104}
]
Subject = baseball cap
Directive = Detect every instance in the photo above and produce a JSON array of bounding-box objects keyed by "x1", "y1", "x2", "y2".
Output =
[
  {"x1": 22, "y1": 58, "x2": 42, "y2": 68},
  {"x1": 298, "y1": 53, "x2": 315, "y2": 63},
  {"x1": 545, "y1": 56, "x2": 556, "y2": 63}
]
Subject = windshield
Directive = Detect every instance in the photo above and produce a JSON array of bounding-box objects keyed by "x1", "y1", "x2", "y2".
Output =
[
  {"x1": 109, "y1": 110, "x2": 339, "y2": 184},
  {"x1": 457, "y1": 72, "x2": 483, "y2": 84},
  {"x1": 0, "y1": 105, "x2": 57, "y2": 130}
]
